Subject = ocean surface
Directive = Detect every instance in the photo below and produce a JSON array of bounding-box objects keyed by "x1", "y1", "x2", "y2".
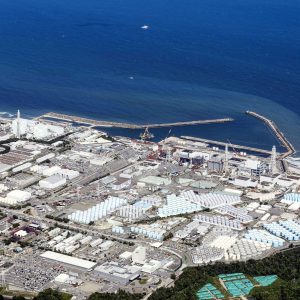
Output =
[{"x1": 0, "y1": 0, "x2": 300, "y2": 151}]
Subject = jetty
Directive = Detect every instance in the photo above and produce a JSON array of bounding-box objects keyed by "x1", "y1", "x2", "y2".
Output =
[
  {"x1": 36, "y1": 112, "x2": 234, "y2": 129},
  {"x1": 181, "y1": 111, "x2": 296, "y2": 158},
  {"x1": 246, "y1": 111, "x2": 296, "y2": 159},
  {"x1": 180, "y1": 136, "x2": 272, "y2": 155}
]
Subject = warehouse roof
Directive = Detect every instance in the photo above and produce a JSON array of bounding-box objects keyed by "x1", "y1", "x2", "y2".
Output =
[
  {"x1": 139, "y1": 176, "x2": 171, "y2": 186},
  {"x1": 41, "y1": 175, "x2": 65, "y2": 184},
  {"x1": 40, "y1": 251, "x2": 97, "y2": 270}
]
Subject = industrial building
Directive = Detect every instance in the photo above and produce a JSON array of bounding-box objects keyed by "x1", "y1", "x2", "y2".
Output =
[
  {"x1": 0, "y1": 189, "x2": 31, "y2": 205},
  {"x1": 40, "y1": 251, "x2": 97, "y2": 270},
  {"x1": 94, "y1": 262, "x2": 140, "y2": 285},
  {"x1": 0, "y1": 110, "x2": 300, "y2": 298},
  {"x1": 12, "y1": 111, "x2": 65, "y2": 140},
  {"x1": 39, "y1": 175, "x2": 66, "y2": 190}
]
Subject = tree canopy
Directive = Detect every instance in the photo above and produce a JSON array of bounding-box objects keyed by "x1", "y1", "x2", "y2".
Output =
[
  {"x1": 149, "y1": 247, "x2": 300, "y2": 300},
  {"x1": 88, "y1": 290, "x2": 143, "y2": 300}
]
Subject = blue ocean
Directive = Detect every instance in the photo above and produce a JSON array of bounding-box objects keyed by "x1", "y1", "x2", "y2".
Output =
[{"x1": 0, "y1": 0, "x2": 300, "y2": 151}]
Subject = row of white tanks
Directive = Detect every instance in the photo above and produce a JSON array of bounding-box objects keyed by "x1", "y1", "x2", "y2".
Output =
[
  {"x1": 216, "y1": 205, "x2": 253, "y2": 223},
  {"x1": 225, "y1": 239, "x2": 271, "y2": 261},
  {"x1": 130, "y1": 226, "x2": 165, "y2": 241},
  {"x1": 192, "y1": 246, "x2": 224, "y2": 264},
  {"x1": 181, "y1": 191, "x2": 241, "y2": 209},
  {"x1": 244, "y1": 229, "x2": 284, "y2": 247},
  {"x1": 194, "y1": 214, "x2": 242, "y2": 230},
  {"x1": 112, "y1": 226, "x2": 125, "y2": 234},
  {"x1": 282, "y1": 193, "x2": 300, "y2": 202},
  {"x1": 263, "y1": 219, "x2": 300, "y2": 241},
  {"x1": 68, "y1": 196, "x2": 127, "y2": 224},
  {"x1": 158, "y1": 194, "x2": 202, "y2": 217},
  {"x1": 117, "y1": 205, "x2": 145, "y2": 221}
]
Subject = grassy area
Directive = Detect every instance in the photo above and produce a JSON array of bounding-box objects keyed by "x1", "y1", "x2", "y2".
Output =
[
  {"x1": 0, "y1": 287, "x2": 72, "y2": 300},
  {"x1": 139, "y1": 278, "x2": 148, "y2": 285},
  {"x1": 0, "y1": 287, "x2": 37, "y2": 298},
  {"x1": 60, "y1": 292, "x2": 73, "y2": 300}
]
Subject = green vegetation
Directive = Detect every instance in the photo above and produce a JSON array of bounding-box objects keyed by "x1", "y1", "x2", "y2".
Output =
[
  {"x1": 34, "y1": 288, "x2": 72, "y2": 300},
  {"x1": 100, "y1": 135, "x2": 116, "y2": 142},
  {"x1": 163, "y1": 232, "x2": 173, "y2": 241},
  {"x1": 1, "y1": 288, "x2": 142, "y2": 300},
  {"x1": 24, "y1": 208, "x2": 32, "y2": 215},
  {"x1": 46, "y1": 214, "x2": 69, "y2": 223},
  {"x1": 8, "y1": 203, "x2": 31, "y2": 210},
  {"x1": 88, "y1": 290, "x2": 143, "y2": 300},
  {"x1": 148, "y1": 247, "x2": 300, "y2": 300},
  {"x1": 3, "y1": 238, "x2": 13, "y2": 245},
  {"x1": 0, "y1": 211, "x2": 6, "y2": 219},
  {"x1": 139, "y1": 278, "x2": 148, "y2": 285},
  {"x1": 251, "y1": 278, "x2": 300, "y2": 300},
  {"x1": 0, "y1": 288, "x2": 71, "y2": 300}
]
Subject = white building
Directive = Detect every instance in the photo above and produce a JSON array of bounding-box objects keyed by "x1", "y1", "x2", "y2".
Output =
[
  {"x1": 39, "y1": 175, "x2": 66, "y2": 190},
  {"x1": 40, "y1": 251, "x2": 96, "y2": 270},
  {"x1": 14, "y1": 230, "x2": 28, "y2": 238},
  {"x1": 6, "y1": 190, "x2": 31, "y2": 202},
  {"x1": 94, "y1": 262, "x2": 140, "y2": 285},
  {"x1": 111, "y1": 178, "x2": 131, "y2": 191},
  {"x1": 12, "y1": 114, "x2": 64, "y2": 140},
  {"x1": 42, "y1": 166, "x2": 62, "y2": 177},
  {"x1": 33, "y1": 123, "x2": 64, "y2": 140},
  {"x1": 59, "y1": 169, "x2": 80, "y2": 180},
  {"x1": 239, "y1": 159, "x2": 267, "y2": 177}
]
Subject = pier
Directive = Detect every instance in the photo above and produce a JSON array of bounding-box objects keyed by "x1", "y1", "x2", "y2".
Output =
[
  {"x1": 180, "y1": 136, "x2": 272, "y2": 155},
  {"x1": 246, "y1": 111, "x2": 296, "y2": 159},
  {"x1": 37, "y1": 112, "x2": 234, "y2": 129},
  {"x1": 181, "y1": 112, "x2": 296, "y2": 158}
]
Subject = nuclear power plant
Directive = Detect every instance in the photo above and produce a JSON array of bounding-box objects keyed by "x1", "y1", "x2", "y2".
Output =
[{"x1": 0, "y1": 110, "x2": 298, "y2": 299}]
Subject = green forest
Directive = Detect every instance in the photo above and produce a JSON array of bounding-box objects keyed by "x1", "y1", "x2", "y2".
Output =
[
  {"x1": 88, "y1": 290, "x2": 143, "y2": 300},
  {"x1": 147, "y1": 246, "x2": 300, "y2": 300}
]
